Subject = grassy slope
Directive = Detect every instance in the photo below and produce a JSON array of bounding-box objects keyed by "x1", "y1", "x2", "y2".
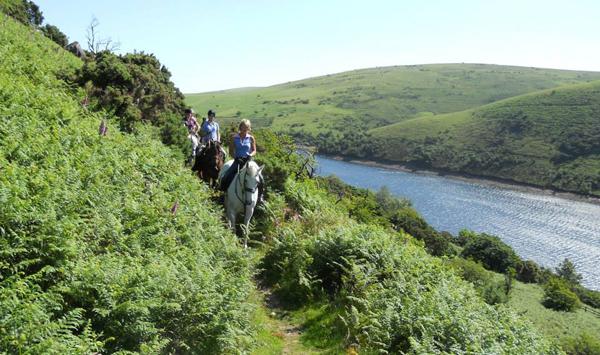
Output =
[
  {"x1": 370, "y1": 81, "x2": 600, "y2": 194},
  {"x1": 186, "y1": 63, "x2": 600, "y2": 133},
  {"x1": 508, "y1": 281, "x2": 600, "y2": 346}
]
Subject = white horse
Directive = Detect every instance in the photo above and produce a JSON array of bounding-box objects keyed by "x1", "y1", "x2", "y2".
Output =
[{"x1": 219, "y1": 160, "x2": 264, "y2": 248}]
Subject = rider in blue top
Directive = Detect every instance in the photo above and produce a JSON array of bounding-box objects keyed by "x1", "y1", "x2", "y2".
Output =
[
  {"x1": 201, "y1": 109, "x2": 220, "y2": 144},
  {"x1": 220, "y1": 119, "x2": 264, "y2": 203}
]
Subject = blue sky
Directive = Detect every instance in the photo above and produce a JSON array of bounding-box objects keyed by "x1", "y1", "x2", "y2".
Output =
[{"x1": 36, "y1": 0, "x2": 600, "y2": 93}]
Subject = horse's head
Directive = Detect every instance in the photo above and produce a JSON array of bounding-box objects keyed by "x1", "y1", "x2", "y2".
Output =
[
  {"x1": 205, "y1": 140, "x2": 223, "y2": 170},
  {"x1": 241, "y1": 161, "x2": 264, "y2": 205}
]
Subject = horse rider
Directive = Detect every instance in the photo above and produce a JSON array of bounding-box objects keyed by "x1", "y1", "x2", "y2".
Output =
[
  {"x1": 220, "y1": 119, "x2": 264, "y2": 204},
  {"x1": 200, "y1": 109, "x2": 226, "y2": 159},
  {"x1": 183, "y1": 108, "x2": 200, "y2": 165}
]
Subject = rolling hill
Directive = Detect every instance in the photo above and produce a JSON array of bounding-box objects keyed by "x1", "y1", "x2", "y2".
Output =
[
  {"x1": 186, "y1": 64, "x2": 600, "y2": 195},
  {"x1": 186, "y1": 63, "x2": 600, "y2": 131},
  {"x1": 368, "y1": 81, "x2": 600, "y2": 194}
]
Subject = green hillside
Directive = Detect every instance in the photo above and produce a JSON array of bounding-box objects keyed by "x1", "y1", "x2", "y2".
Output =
[
  {"x1": 369, "y1": 81, "x2": 600, "y2": 195},
  {"x1": 186, "y1": 63, "x2": 600, "y2": 133},
  {"x1": 186, "y1": 64, "x2": 600, "y2": 196}
]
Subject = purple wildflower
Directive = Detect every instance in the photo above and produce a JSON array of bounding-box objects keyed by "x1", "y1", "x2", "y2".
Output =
[
  {"x1": 98, "y1": 119, "x2": 106, "y2": 136},
  {"x1": 81, "y1": 95, "x2": 88, "y2": 108},
  {"x1": 404, "y1": 238, "x2": 408, "y2": 245},
  {"x1": 293, "y1": 213, "x2": 301, "y2": 223},
  {"x1": 171, "y1": 201, "x2": 179, "y2": 215},
  {"x1": 274, "y1": 219, "x2": 280, "y2": 229}
]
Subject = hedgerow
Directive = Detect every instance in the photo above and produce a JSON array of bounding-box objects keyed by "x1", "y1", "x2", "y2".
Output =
[{"x1": 1, "y1": 17, "x2": 253, "y2": 353}]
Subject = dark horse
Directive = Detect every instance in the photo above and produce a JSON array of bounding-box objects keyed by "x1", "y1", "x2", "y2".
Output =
[{"x1": 192, "y1": 140, "x2": 224, "y2": 188}]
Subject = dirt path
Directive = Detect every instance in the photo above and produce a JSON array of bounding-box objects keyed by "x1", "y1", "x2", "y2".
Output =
[{"x1": 254, "y1": 283, "x2": 308, "y2": 354}]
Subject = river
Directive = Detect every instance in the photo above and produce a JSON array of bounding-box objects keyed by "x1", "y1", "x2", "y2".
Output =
[{"x1": 315, "y1": 155, "x2": 600, "y2": 291}]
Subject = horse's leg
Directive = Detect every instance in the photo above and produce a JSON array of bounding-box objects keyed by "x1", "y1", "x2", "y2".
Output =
[
  {"x1": 242, "y1": 205, "x2": 255, "y2": 249},
  {"x1": 227, "y1": 205, "x2": 236, "y2": 231}
]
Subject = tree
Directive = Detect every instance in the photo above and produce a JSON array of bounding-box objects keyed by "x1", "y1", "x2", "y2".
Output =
[
  {"x1": 516, "y1": 260, "x2": 541, "y2": 283},
  {"x1": 41, "y1": 24, "x2": 68, "y2": 47},
  {"x1": 459, "y1": 231, "x2": 521, "y2": 273},
  {"x1": 24, "y1": 0, "x2": 43, "y2": 25},
  {"x1": 86, "y1": 17, "x2": 120, "y2": 55},
  {"x1": 543, "y1": 278, "x2": 580, "y2": 312},
  {"x1": 556, "y1": 258, "x2": 583, "y2": 285}
]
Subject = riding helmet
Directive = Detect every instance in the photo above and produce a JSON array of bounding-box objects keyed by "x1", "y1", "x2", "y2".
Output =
[{"x1": 207, "y1": 109, "x2": 216, "y2": 117}]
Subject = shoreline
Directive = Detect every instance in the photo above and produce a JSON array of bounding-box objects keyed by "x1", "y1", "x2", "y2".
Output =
[{"x1": 317, "y1": 154, "x2": 600, "y2": 206}]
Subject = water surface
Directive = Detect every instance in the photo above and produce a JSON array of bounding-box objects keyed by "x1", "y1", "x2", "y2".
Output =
[{"x1": 316, "y1": 155, "x2": 600, "y2": 290}]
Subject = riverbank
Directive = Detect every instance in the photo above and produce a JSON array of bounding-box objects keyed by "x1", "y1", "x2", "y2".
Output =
[{"x1": 318, "y1": 154, "x2": 600, "y2": 206}]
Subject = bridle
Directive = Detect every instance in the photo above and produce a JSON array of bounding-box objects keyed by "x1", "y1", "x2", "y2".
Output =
[{"x1": 234, "y1": 165, "x2": 258, "y2": 206}]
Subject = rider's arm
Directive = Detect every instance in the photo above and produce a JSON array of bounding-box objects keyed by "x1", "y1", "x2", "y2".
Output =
[
  {"x1": 217, "y1": 126, "x2": 221, "y2": 142},
  {"x1": 249, "y1": 136, "x2": 256, "y2": 157},
  {"x1": 229, "y1": 135, "x2": 235, "y2": 157}
]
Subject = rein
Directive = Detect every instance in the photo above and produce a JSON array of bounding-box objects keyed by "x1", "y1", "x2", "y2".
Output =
[{"x1": 234, "y1": 166, "x2": 258, "y2": 207}]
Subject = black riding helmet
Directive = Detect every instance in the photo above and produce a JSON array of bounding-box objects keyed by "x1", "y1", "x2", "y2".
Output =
[
  {"x1": 185, "y1": 108, "x2": 193, "y2": 114},
  {"x1": 207, "y1": 109, "x2": 216, "y2": 117}
]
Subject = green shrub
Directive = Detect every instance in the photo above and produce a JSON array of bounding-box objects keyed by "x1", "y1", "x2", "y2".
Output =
[
  {"x1": 561, "y1": 333, "x2": 600, "y2": 355},
  {"x1": 518, "y1": 259, "x2": 542, "y2": 283},
  {"x1": 572, "y1": 285, "x2": 600, "y2": 309},
  {"x1": 40, "y1": 23, "x2": 68, "y2": 47},
  {"x1": 389, "y1": 207, "x2": 453, "y2": 256},
  {"x1": 543, "y1": 278, "x2": 581, "y2": 312},
  {"x1": 459, "y1": 230, "x2": 522, "y2": 273}
]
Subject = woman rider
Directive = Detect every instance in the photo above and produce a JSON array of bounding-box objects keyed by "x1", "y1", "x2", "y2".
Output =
[
  {"x1": 220, "y1": 119, "x2": 264, "y2": 203},
  {"x1": 183, "y1": 108, "x2": 200, "y2": 165}
]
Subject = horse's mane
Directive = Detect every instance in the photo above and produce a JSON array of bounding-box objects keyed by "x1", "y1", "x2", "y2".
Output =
[{"x1": 245, "y1": 161, "x2": 259, "y2": 178}]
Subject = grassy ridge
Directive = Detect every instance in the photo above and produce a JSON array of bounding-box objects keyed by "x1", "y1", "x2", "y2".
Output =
[
  {"x1": 369, "y1": 81, "x2": 600, "y2": 194},
  {"x1": 0, "y1": 16, "x2": 253, "y2": 353},
  {"x1": 186, "y1": 63, "x2": 600, "y2": 132}
]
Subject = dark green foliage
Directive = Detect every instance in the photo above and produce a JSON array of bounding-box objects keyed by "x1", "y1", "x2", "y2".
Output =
[
  {"x1": 556, "y1": 258, "x2": 583, "y2": 285},
  {"x1": 561, "y1": 333, "x2": 600, "y2": 355},
  {"x1": 483, "y1": 279, "x2": 511, "y2": 305},
  {"x1": 518, "y1": 259, "x2": 542, "y2": 283},
  {"x1": 77, "y1": 51, "x2": 188, "y2": 153},
  {"x1": 447, "y1": 257, "x2": 511, "y2": 305},
  {"x1": 543, "y1": 278, "x2": 581, "y2": 312},
  {"x1": 0, "y1": 0, "x2": 42, "y2": 25},
  {"x1": 40, "y1": 23, "x2": 68, "y2": 47},
  {"x1": 572, "y1": 286, "x2": 600, "y2": 309},
  {"x1": 23, "y1": 0, "x2": 41, "y2": 24},
  {"x1": 253, "y1": 129, "x2": 313, "y2": 191},
  {"x1": 390, "y1": 207, "x2": 453, "y2": 256},
  {"x1": 459, "y1": 230, "x2": 522, "y2": 273}
]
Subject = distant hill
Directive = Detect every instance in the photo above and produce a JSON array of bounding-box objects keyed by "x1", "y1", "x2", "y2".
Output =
[
  {"x1": 186, "y1": 63, "x2": 600, "y2": 131},
  {"x1": 368, "y1": 81, "x2": 600, "y2": 195},
  {"x1": 185, "y1": 64, "x2": 600, "y2": 195}
]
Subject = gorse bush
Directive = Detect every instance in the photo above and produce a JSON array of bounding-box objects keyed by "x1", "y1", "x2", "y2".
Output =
[{"x1": 0, "y1": 17, "x2": 253, "y2": 354}]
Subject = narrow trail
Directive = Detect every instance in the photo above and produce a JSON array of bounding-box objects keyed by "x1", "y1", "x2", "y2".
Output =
[{"x1": 256, "y1": 284, "x2": 305, "y2": 354}]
